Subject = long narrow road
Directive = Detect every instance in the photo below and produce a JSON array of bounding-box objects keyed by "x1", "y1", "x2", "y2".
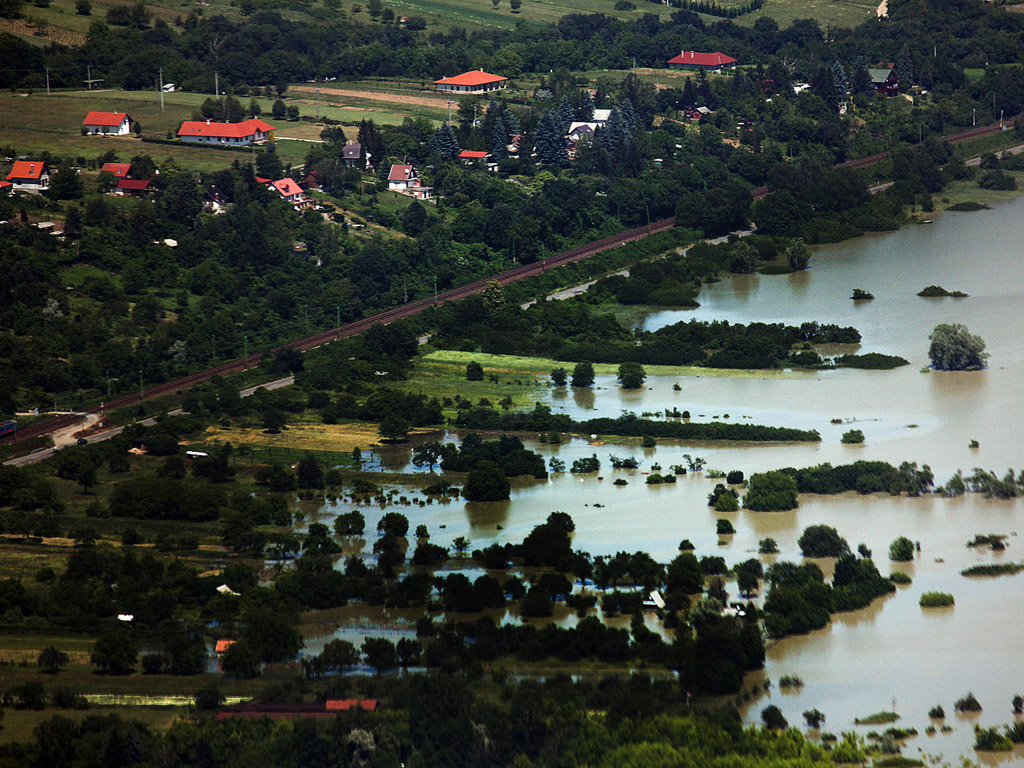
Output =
[{"x1": 3, "y1": 121, "x2": 1014, "y2": 449}]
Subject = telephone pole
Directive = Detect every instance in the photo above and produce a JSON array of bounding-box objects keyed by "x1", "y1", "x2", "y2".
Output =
[
  {"x1": 214, "y1": 71, "x2": 219, "y2": 97},
  {"x1": 315, "y1": 87, "x2": 320, "y2": 120},
  {"x1": 45, "y1": 66, "x2": 50, "y2": 95},
  {"x1": 158, "y1": 67, "x2": 164, "y2": 111}
]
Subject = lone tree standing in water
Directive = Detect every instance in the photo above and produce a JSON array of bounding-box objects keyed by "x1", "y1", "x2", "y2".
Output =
[{"x1": 928, "y1": 323, "x2": 988, "y2": 370}]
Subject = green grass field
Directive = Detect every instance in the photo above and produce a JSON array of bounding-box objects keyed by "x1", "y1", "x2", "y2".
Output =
[{"x1": 0, "y1": 87, "x2": 431, "y2": 172}]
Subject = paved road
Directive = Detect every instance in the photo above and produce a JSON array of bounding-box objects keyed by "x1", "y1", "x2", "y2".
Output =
[{"x1": 5, "y1": 377, "x2": 295, "y2": 468}]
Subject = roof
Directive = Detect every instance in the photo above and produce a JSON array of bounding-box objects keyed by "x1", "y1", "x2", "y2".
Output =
[
  {"x1": 271, "y1": 178, "x2": 303, "y2": 196},
  {"x1": 434, "y1": 70, "x2": 507, "y2": 87},
  {"x1": 255, "y1": 176, "x2": 271, "y2": 184},
  {"x1": 117, "y1": 179, "x2": 150, "y2": 190},
  {"x1": 101, "y1": 162, "x2": 131, "y2": 178},
  {"x1": 458, "y1": 150, "x2": 488, "y2": 159},
  {"x1": 6, "y1": 161, "x2": 47, "y2": 180},
  {"x1": 343, "y1": 142, "x2": 362, "y2": 159},
  {"x1": 0, "y1": 181, "x2": 11, "y2": 189},
  {"x1": 869, "y1": 68, "x2": 896, "y2": 83},
  {"x1": 83, "y1": 111, "x2": 131, "y2": 126},
  {"x1": 215, "y1": 639, "x2": 236, "y2": 653},
  {"x1": 667, "y1": 51, "x2": 737, "y2": 67},
  {"x1": 177, "y1": 119, "x2": 275, "y2": 138},
  {"x1": 592, "y1": 108, "x2": 612, "y2": 122},
  {"x1": 388, "y1": 164, "x2": 415, "y2": 182},
  {"x1": 568, "y1": 122, "x2": 598, "y2": 136},
  {"x1": 325, "y1": 699, "x2": 378, "y2": 712}
]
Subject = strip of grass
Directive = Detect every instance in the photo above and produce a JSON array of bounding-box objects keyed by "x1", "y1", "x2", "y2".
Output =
[
  {"x1": 961, "y1": 562, "x2": 1024, "y2": 577},
  {"x1": 198, "y1": 422, "x2": 396, "y2": 454},
  {"x1": 855, "y1": 711, "x2": 900, "y2": 725},
  {"x1": 420, "y1": 349, "x2": 814, "y2": 380}
]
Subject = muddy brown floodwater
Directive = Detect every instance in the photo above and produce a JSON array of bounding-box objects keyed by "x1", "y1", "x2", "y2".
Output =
[{"x1": 307, "y1": 195, "x2": 1024, "y2": 764}]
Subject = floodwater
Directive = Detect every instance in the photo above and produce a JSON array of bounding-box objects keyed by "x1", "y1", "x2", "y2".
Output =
[{"x1": 309, "y1": 196, "x2": 1024, "y2": 763}]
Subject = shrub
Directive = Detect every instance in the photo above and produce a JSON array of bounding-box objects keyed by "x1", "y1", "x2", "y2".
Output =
[
  {"x1": 716, "y1": 518, "x2": 735, "y2": 535},
  {"x1": 974, "y1": 726, "x2": 1013, "y2": 751},
  {"x1": 726, "y1": 470, "x2": 744, "y2": 484},
  {"x1": 798, "y1": 525, "x2": 850, "y2": 558},
  {"x1": 954, "y1": 692, "x2": 982, "y2": 712},
  {"x1": 928, "y1": 705, "x2": 944, "y2": 719},
  {"x1": 762, "y1": 705, "x2": 788, "y2": 730},
  {"x1": 758, "y1": 537, "x2": 778, "y2": 554},
  {"x1": 919, "y1": 592, "x2": 954, "y2": 608},
  {"x1": 841, "y1": 429, "x2": 865, "y2": 444},
  {"x1": 889, "y1": 537, "x2": 915, "y2": 562},
  {"x1": 744, "y1": 471, "x2": 799, "y2": 511},
  {"x1": 465, "y1": 361, "x2": 484, "y2": 381},
  {"x1": 888, "y1": 571, "x2": 912, "y2": 585}
]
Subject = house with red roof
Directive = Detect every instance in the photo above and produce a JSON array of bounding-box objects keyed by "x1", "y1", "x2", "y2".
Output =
[
  {"x1": 667, "y1": 51, "x2": 737, "y2": 73},
  {"x1": 434, "y1": 70, "x2": 507, "y2": 94},
  {"x1": 178, "y1": 119, "x2": 275, "y2": 146},
  {"x1": 100, "y1": 162, "x2": 131, "y2": 179},
  {"x1": 83, "y1": 111, "x2": 133, "y2": 136},
  {"x1": 267, "y1": 178, "x2": 312, "y2": 209},
  {"x1": 458, "y1": 150, "x2": 488, "y2": 165},
  {"x1": 6, "y1": 160, "x2": 49, "y2": 191},
  {"x1": 387, "y1": 164, "x2": 432, "y2": 200},
  {"x1": 116, "y1": 179, "x2": 151, "y2": 196}
]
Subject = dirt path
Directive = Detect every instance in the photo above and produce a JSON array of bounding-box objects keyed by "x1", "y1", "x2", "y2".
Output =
[{"x1": 291, "y1": 85, "x2": 448, "y2": 110}]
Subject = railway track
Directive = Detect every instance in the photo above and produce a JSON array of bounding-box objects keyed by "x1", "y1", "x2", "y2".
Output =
[{"x1": 5, "y1": 121, "x2": 1012, "y2": 446}]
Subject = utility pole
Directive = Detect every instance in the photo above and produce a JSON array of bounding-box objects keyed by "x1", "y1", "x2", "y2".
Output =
[
  {"x1": 45, "y1": 66, "x2": 50, "y2": 96},
  {"x1": 214, "y1": 71, "x2": 219, "y2": 97},
  {"x1": 336, "y1": 306, "x2": 341, "y2": 339},
  {"x1": 433, "y1": 275, "x2": 437, "y2": 305},
  {"x1": 243, "y1": 336, "x2": 248, "y2": 369},
  {"x1": 403, "y1": 277, "x2": 408, "y2": 303},
  {"x1": 86, "y1": 64, "x2": 92, "y2": 90},
  {"x1": 159, "y1": 67, "x2": 164, "y2": 111},
  {"x1": 315, "y1": 87, "x2": 320, "y2": 120},
  {"x1": 973, "y1": 107, "x2": 976, "y2": 128},
  {"x1": 139, "y1": 369, "x2": 144, "y2": 400}
]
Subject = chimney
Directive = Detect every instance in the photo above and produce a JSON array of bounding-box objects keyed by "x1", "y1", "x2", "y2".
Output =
[{"x1": 206, "y1": 119, "x2": 211, "y2": 125}]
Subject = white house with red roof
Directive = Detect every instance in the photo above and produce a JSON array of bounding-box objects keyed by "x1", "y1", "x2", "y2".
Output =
[
  {"x1": 178, "y1": 119, "x2": 275, "y2": 146},
  {"x1": 267, "y1": 178, "x2": 312, "y2": 210},
  {"x1": 6, "y1": 160, "x2": 49, "y2": 191},
  {"x1": 100, "y1": 162, "x2": 131, "y2": 179},
  {"x1": 115, "y1": 179, "x2": 151, "y2": 196},
  {"x1": 434, "y1": 70, "x2": 507, "y2": 94},
  {"x1": 82, "y1": 111, "x2": 133, "y2": 136},
  {"x1": 667, "y1": 51, "x2": 737, "y2": 72},
  {"x1": 387, "y1": 164, "x2": 432, "y2": 200}
]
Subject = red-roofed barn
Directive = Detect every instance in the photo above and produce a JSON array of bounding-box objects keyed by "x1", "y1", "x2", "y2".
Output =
[
  {"x1": 434, "y1": 70, "x2": 507, "y2": 94},
  {"x1": 178, "y1": 119, "x2": 275, "y2": 146},
  {"x1": 83, "y1": 111, "x2": 133, "y2": 136},
  {"x1": 6, "y1": 161, "x2": 50, "y2": 191},
  {"x1": 667, "y1": 51, "x2": 737, "y2": 72}
]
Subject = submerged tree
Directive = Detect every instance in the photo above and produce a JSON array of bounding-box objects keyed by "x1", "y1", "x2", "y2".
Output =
[{"x1": 928, "y1": 323, "x2": 988, "y2": 370}]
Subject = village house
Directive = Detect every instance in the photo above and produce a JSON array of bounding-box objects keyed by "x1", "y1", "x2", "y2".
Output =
[
  {"x1": 434, "y1": 70, "x2": 507, "y2": 95},
  {"x1": 387, "y1": 164, "x2": 432, "y2": 200},
  {"x1": 458, "y1": 149, "x2": 488, "y2": 165},
  {"x1": 100, "y1": 162, "x2": 131, "y2": 179},
  {"x1": 82, "y1": 111, "x2": 133, "y2": 136},
  {"x1": 267, "y1": 177, "x2": 312, "y2": 209},
  {"x1": 177, "y1": 118, "x2": 275, "y2": 146},
  {"x1": 115, "y1": 179, "x2": 151, "y2": 196},
  {"x1": 5, "y1": 160, "x2": 50, "y2": 191},
  {"x1": 870, "y1": 64, "x2": 900, "y2": 96},
  {"x1": 667, "y1": 51, "x2": 737, "y2": 73},
  {"x1": 343, "y1": 142, "x2": 364, "y2": 166}
]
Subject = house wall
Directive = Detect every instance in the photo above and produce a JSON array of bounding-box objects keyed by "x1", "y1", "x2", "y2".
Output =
[
  {"x1": 84, "y1": 122, "x2": 130, "y2": 136},
  {"x1": 180, "y1": 131, "x2": 266, "y2": 146},
  {"x1": 435, "y1": 82, "x2": 505, "y2": 94}
]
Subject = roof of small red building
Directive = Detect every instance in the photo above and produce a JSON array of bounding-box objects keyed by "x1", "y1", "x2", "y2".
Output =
[
  {"x1": 117, "y1": 179, "x2": 150, "y2": 190},
  {"x1": 101, "y1": 162, "x2": 131, "y2": 178},
  {"x1": 388, "y1": 164, "x2": 415, "y2": 182},
  {"x1": 667, "y1": 51, "x2": 737, "y2": 67},
  {"x1": 434, "y1": 70, "x2": 507, "y2": 87},
  {"x1": 0, "y1": 181, "x2": 12, "y2": 188},
  {"x1": 325, "y1": 699, "x2": 378, "y2": 712},
  {"x1": 270, "y1": 178, "x2": 303, "y2": 197},
  {"x1": 458, "y1": 150, "x2": 488, "y2": 159},
  {"x1": 83, "y1": 111, "x2": 132, "y2": 126},
  {"x1": 215, "y1": 639, "x2": 236, "y2": 653},
  {"x1": 178, "y1": 119, "x2": 275, "y2": 138},
  {"x1": 6, "y1": 161, "x2": 47, "y2": 180}
]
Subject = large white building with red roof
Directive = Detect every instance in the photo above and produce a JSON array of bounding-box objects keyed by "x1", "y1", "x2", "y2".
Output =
[
  {"x1": 434, "y1": 70, "x2": 507, "y2": 94},
  {"x1": 667, "y1": 51, "x2": 737, "y2": 72},
  {"x1": 177, "y1": 119, "x2": 275, "y2": 146},
  {"x1": 6, "y1": 160, "x2": 49, "y2": 191},
  {"x1": 82, "y1": 111, "x2": 133, "y2": 135}
]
